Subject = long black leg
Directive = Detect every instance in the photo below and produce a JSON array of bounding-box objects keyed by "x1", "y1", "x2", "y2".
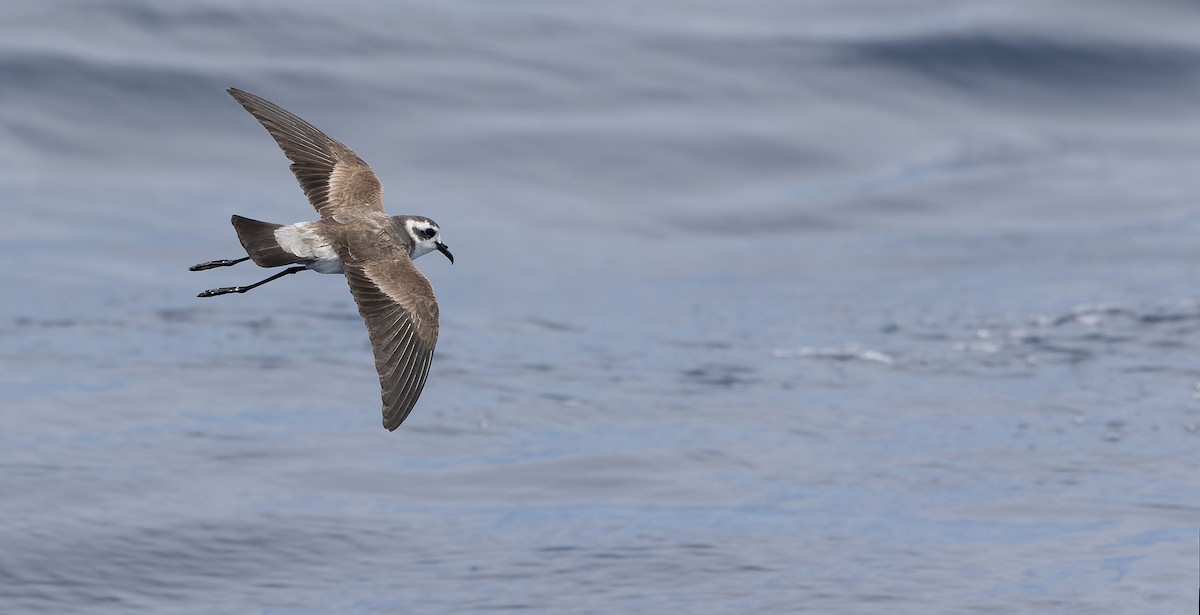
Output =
[
  {"x1": 197, "y1": 266, "x2": 307, "y2": 298},
  {"x1": 190, "y1": 257, "x2": 251, "y2": 271}
]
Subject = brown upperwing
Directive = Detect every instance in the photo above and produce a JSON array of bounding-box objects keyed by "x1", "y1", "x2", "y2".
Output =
[
  {"x1": 337, "y1": 222, "x2": 440, "y2": 431},
  {"x1": 228, "y1": 88, "x2": 385, "y2": 218}
]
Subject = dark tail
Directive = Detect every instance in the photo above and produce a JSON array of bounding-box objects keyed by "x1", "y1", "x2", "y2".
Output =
[{"x1": 231, "y1": 215, "x2": 304, "y2": 268}]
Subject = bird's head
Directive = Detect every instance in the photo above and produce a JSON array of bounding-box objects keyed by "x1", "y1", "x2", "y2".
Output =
[{"x1": 401, "y1": 216, "x2": 453, "y2": 264}]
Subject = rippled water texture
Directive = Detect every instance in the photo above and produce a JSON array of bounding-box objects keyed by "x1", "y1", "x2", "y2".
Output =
[{"x1": 1, "y1": 1, "x2": 1198, "y2": 613}]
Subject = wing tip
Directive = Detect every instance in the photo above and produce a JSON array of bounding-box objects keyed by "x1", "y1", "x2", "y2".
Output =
[
  {"x1": 382, "y1": 398, "x2": 420, "y2": 432},
  {"x1": 227, "y1": 86, "x2": 250, "y2": 103},
  {"x1": 226, "y1": 87, "x2": 266, "y2": 119},
  {"x1": 227, "y1": 87, "x2": 275, "y2": 116},
  {"x1": 383, "y1": 413, "x2": 403, "y2": 432}
]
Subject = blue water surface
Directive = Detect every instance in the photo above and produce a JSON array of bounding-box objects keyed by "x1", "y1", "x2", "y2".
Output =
[{"x1": 0, "y1": 1, "x2": 1197, "y2": 613}]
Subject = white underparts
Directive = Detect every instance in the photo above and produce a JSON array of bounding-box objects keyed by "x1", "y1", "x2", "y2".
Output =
[{"x1": 275, "y1": 222, "x2": 344, "y2": 274}]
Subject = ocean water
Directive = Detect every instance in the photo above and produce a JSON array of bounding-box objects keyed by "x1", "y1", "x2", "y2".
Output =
[{"x1": 1, "y1": 1, "x2": 1197, "y2": 613}]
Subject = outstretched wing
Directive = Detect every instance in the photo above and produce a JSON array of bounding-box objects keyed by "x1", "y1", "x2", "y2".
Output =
[
  {"x1": 228, "y1": 87, "x2": 385, "y2": 218},
  {"x1": 342, "y1": 257, "x2": 440, "y2": 431}
]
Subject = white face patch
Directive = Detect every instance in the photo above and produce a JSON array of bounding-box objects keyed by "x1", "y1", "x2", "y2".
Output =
[{"x1": 404, "y1": 219, "x2": 442, "y2": 260}]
